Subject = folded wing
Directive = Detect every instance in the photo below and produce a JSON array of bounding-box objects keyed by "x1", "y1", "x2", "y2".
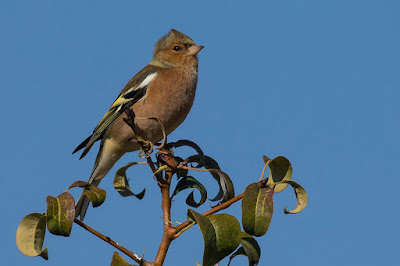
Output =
[{"x1": 73, "y1": 70, "x2": 158, "y2": 159}]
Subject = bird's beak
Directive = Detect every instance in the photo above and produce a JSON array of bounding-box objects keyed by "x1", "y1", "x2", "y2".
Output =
[{"x1": 187, "y1": 45, "x2": 204, "y2": 56}]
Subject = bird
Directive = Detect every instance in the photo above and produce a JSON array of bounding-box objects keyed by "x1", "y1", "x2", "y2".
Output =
[{"x1": 73, "y1": 29, "x2": 204, "y2": 220}]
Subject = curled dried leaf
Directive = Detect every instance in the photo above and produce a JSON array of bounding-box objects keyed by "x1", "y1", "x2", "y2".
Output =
[
  {"x1": 171, "y1": 176, "x2": 207, "y2": 208},
  {"x1": 279, "y1": 180, "x2": 308, "y2": 214},
  {"x1": 113, "y1": 162, "x2": 146, "y2": 199},
  {"x1": 186, "y1": 155, "x2": 235, "y2": 203},
  {"x1": 16, "y1": 213, "x2": 48, "y2": 260},
  {"x1": 168, "y1": 140, "x2": 205, "y2": 167}
]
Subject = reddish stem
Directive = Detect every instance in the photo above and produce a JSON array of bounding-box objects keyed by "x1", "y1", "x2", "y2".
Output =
[
  {"x1": 153, "y1": 170, "x2": 175, "y2": 266},
  {"x1": 174, "y1": 192, "x2": 244, "y2": 233}
]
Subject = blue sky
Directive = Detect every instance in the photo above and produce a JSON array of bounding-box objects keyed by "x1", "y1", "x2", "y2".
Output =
[{"x1": 1, "y1": 1, "x2": 399, "y2": 265}]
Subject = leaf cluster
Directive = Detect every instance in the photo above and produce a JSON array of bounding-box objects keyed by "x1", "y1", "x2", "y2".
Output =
[
  {"x1": 16, "y1": 182, "x2": 106, "y2": 260},
  {"x1": 16, "y1": 141, "x2": 308, "y2": 266}
]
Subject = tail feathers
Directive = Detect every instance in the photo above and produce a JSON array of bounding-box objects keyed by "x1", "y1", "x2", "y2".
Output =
[
  {"x1": 73, "y1": 134, "x2": 92, "y2": 155},
  {"x1": 75, "y1": 138, "x2": 125, "y2": 221},
  {"x1": 73, "y1": 133, "x2": 105, "y2": 160},
  {"x1": 75, "y1": 179, "x2": 100, "y2": 221}
]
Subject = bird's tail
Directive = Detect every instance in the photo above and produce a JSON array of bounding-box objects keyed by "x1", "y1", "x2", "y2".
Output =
[
  {"x1": 75, "y1": 179, "x2": 101, "y2": 221},
  {"x1": 75, "y1": 139, "x2": 124, "y2": 221}
]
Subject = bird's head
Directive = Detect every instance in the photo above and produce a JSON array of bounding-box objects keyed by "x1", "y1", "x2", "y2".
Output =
[{"x1": 151, "y1": 29, "x2": 204, "y2": 68}]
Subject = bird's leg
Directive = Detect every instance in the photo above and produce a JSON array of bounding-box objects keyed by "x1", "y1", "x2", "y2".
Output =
[
  {"x1": 139, "y1": 141, "x2": 154, "y2": 159},
  {"x1": 124, "y1": 109, "x2": 155, "y2": 158}
]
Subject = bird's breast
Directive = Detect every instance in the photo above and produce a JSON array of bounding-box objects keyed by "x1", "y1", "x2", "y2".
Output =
[{"x1": 107, "y1": 67, "x2": 198, "y2": 152}]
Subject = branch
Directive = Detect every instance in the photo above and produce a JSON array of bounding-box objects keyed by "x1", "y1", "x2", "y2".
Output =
[
  {"x1": 121, "y1": 109, "x2": 247, "y2": 264},
  {"x1": 153, "y1": 170, "x2": 175, "y2": 265},
  {"x1": 123, "y1": 109, "x2": 175, "y2": 265},
  {"x1": 173, "y1": 192, "x2": 244, "y2": 236},
  {"x1": 74, "y1": 218, "x2": 152, "y2": 266}
]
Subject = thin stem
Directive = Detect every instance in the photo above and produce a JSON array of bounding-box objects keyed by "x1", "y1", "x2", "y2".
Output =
[
  {"x1": 174, "y1": 192, "x2": 244, "y2": 234},
  {"x1": 146, "y1": 155, "x2": 167, "y2": 184},
  {"x1": 258, "y1": 159, "x2": 271, "y2": 182},
  {"x1": 74, "y1": 218, "x2": 152, "y2": 266},
  {"x1": 172, "y1": 223, "x2": 195, "y2": 239}
]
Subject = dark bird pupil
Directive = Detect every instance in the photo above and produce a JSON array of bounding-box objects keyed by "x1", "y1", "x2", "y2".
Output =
[{"x1": 173, "y1": 46, "x2": 180, "y2": 51}]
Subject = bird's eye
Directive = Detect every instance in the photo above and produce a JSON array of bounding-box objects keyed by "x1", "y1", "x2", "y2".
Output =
[{"x1": 173, "y1": 46, "x2": 181, "y2": 51}]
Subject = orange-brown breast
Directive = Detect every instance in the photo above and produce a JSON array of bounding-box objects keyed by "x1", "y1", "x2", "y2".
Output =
[{"x1": 106, "y1": 67, "x2": 198, "y2": 152}]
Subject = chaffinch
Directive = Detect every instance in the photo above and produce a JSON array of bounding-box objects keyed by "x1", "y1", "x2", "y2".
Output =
[{"x1": 73, "y1": 29, "x2": 204, "y2": 220}]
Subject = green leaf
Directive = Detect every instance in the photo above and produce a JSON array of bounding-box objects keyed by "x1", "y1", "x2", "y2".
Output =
[
  {"x1": 83, "y1": 186, "x2": 106, "y2": 207},
  {"x1": 67, "y1": 181, "x2": 106, "y2": 207},
  {"x1": 168, "y1": 139, "x2": 205, "y2": 167},
  {"x1": 111, "y1": 252, "x2": 137, "y2": 266},
  {"x1": 267, "y1": 156, "x2": 292, "y2": 193},
  {"x1": 113, "y1": 162, "x2": 146, "y2": 199},
  {"x1": 228, "y1": 247, "x2": 246, "y2": 266},
  {"x1": 171, "y1": 176, "x2": 207, "y2": 208},
  {"x1": 228, "y1": 234, "x2": 261, "y2": 266},
  {"x1": 187, "y1": 155, "x2": 235, "y2": 203},
  {"x1": 16, "y1": 213, "x2": 48, "y2": 260},
  {"x1": 67, "y1": 181, "x2": 91, "y2": 190},
  {"x1": 242, "y1": 183, "x2": 274, "y2": 237},
  {"x1": 209, "y1": 168, "x2": 235, "y2": 203},
  {"x1": 280, "y1": 180, "x2": 308, "y2": 214},
  {"x1": 46, "y1": 192, "x2": 75, "y2": 236},
  {"x1": 239, "y1": 232, "x2": 261, "y2": 265},
  {"x1": 188, "y1": 210, "x2": 241, "y2": 266},
  {"x1": 187, "y1": 154, "x2": 219, "y2": 172}
]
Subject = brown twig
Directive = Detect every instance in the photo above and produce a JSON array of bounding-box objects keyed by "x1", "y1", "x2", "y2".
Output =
[
  {"x1": 174, "y1": 192, "x2": 245, "y2": 235},
  {"x1": 153, "y1": 170, "x2": 176, "y2": 265},
  {"x1": 122, "y1": 109, "x2": 175, "y2": 265},
  {"x1": 145, "y1": 153, "x2": 168, "y2": 184},
  {"x1": 74, "y1": 218, "x2": 152, "y2": 266}
]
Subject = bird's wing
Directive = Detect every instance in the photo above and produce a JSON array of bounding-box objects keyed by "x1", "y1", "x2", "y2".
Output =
[{"x1": 73, "y1": 68, "x2": 158, "y2": 159}]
